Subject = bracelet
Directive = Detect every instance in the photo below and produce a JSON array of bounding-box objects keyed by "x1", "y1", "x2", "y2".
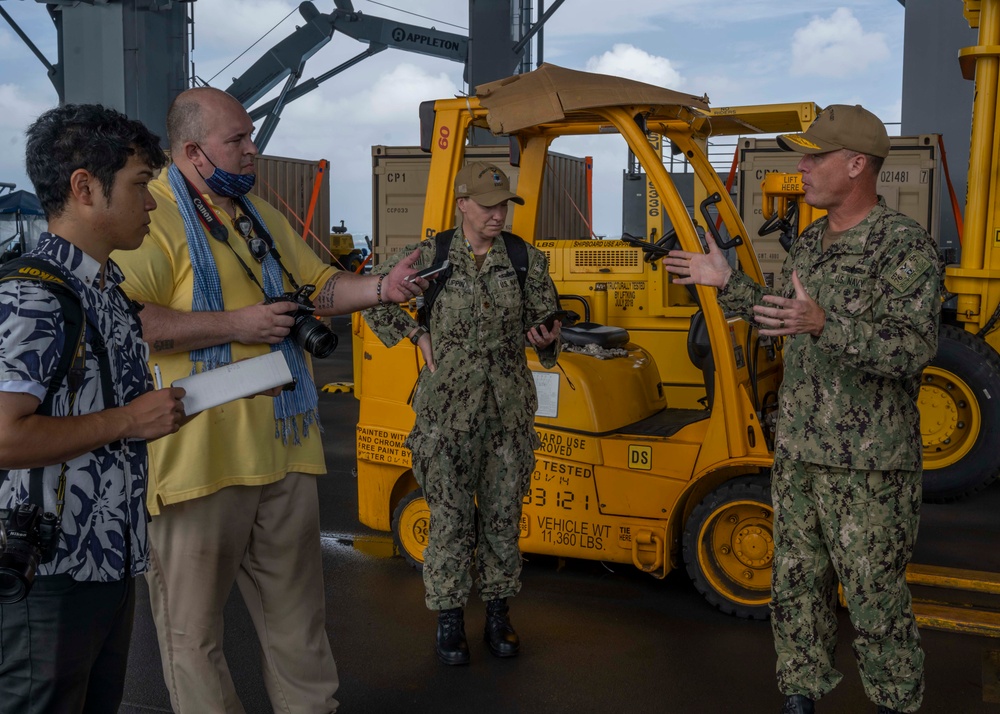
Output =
[{"x1": 376, "y1": 274, "x2": 386, "y2": 305}]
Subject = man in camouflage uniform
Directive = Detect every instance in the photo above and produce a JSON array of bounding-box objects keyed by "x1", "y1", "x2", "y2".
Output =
[
  {"x1": 663, "y1": 105, "x2": 941, "y2": 713},
  {"x1": 363, "y1": 162, "x2": 561, "y2": 665}
]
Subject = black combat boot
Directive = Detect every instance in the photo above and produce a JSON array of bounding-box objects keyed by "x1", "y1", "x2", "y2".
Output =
[
  {"x1": 781, "y1": 694, "x2": 815, "y2": 714},
  {"x1": 484, "y1": 598, "x2": 520, "y2": 658},
  {"x1": 436, "y1": 607, "x2": 470, "y2": 665}
]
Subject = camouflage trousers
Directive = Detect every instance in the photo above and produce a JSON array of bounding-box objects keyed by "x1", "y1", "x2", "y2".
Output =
[
  {"x1": 770, "y1": 457, "x2": 924, "y2": 712},
  {"x1": 406, "y1": 394, "x2": 536, "y2": 611}
]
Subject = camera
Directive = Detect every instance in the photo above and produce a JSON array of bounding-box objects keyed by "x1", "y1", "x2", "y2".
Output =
[
  {"x1": 264, "y1": 284, "x2": 338, "y2": 358},
  {"x1": 0, "y1": 503, "x2": 60, "y2": 604}
]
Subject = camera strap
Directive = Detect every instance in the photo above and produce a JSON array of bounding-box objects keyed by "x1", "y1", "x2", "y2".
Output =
[
  {"x1": 234, "y1": 195, "x2": 301, "y2": 290},
  {"x1": 179, "y1": 174, "x2": 268, "y2": 300},
  {"x1": 178, "y1": 174, "x2": 302, "y2": 299}
]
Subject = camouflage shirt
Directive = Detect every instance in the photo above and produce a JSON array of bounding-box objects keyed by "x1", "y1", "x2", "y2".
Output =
[
  {"x1": 363, "y1": 225, "x2": 560, "y2": 434},
  {"x1": 719, "y1": 198, "x2": 942, "y2": 470}
]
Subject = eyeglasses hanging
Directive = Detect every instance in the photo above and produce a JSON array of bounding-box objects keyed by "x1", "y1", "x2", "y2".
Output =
[{"x1": 234, "y1": 213, "x2": 269, "y2": 263}]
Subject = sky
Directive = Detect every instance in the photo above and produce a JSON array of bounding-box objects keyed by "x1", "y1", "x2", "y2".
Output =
[{"x1": 0, "y1": 1, "x2": 906, "y2": 242}]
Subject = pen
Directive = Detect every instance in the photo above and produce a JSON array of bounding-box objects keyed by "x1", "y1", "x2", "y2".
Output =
[{"x1": 154, "y1": 363, "x2": 163, "y2": 390}]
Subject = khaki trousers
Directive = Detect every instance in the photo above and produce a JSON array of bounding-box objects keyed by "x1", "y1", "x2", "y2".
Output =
[{"x1": 146, "y1": 472, "x2": 339, "y2": 713}]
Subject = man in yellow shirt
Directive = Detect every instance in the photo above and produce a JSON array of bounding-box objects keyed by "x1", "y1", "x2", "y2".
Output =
[{"x1": 114, "y1": 87, "x2": 424, "y2": 713}]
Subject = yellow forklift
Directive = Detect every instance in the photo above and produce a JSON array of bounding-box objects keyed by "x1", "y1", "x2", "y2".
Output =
[
  {"x1": 355, "y1": 52, "x2": 1000, "y2": 630},
  {"x1": 353, "y1": 65, "x2": 796, "y2": 619}
]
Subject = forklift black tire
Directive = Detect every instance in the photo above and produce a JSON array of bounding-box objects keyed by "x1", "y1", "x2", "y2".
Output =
[
  {"x1": 920, "y1": 324, "x2": 1000, "y2": 502},
  {"x1": 391, "y1": 488, "x2": 429, "y2": 570},
  {"x1": 345, "y1": 250, "x2": 364, "y2": 274},
  {"x1": 683, "y1": 475, "x2": 773, "y2": 620}
]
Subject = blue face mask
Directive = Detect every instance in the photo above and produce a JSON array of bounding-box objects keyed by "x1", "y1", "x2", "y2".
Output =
[{"x1": 196, "y1": 145, "x2": 256, "y2": 197}]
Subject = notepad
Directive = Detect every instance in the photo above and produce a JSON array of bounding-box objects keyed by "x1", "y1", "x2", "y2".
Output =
[{"x1": 172, "y1": 351, "x2": 294, "y2": 415}]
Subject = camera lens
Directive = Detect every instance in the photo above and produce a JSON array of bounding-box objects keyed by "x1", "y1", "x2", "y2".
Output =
[
  {"x1": 293, "y1": 316, "x2": 338, "y2": 359},
  {"x1": 0, "y1": 569, "x2": 28, "y2": 603},
  {"x1": 0, "y1": 549, "x2": 35, "y2": 604}
]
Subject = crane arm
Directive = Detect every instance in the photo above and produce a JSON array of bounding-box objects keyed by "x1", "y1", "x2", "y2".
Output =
[{"x1": 226, "y1": 1, "x2": 467, "y2": 108}]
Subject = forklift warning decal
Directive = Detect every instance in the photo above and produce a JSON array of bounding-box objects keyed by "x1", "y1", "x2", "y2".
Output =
[
  {"x1": 536, "y1": 459, "x2": 592, "y2": 480},
  {"x1": 535, "y1": 517, "x2": 609, "y2": 550},
  {"x1": 523, "y1": 459, "x2": 604, "y2": 550},
  {"x1": 628, "y1": 445, "x2": 652, "y2": 470},
  {"x1": 535, "y1": 431, "x2": 591, "y2": 457},
  {"x1": 605, "y1": 280, "x2": 644, "y2": 310},
  {"x1": 519, "y1": 513, "x2": 609, "y2": 551},
  {"x1": 356, "y1": 427, "x2": 409, "y2": 465}
]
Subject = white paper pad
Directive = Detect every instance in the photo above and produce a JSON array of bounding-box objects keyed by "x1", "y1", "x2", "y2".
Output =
[
  {"x1": 172, "y1": 351, "x2": 293, "y2": 415},
  {"x1": 532, "y1": 371, "x2": 559, "y2": 418}
]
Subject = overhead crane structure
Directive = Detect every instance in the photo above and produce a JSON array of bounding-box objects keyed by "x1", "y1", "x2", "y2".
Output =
[{"x1": 0, "y1": 0, "x2": 564, "y2": 151}]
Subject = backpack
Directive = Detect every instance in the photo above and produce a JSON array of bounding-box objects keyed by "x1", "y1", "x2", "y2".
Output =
[
  {"x1": 417, "y1": 229, "x2": 528, "y2": 328},
  {"x1": 0, "y1": 256, "x2": 119, "y2": 416},
  {"x1": 0, "y1": 255, "x2": 131, "y2": 505}
]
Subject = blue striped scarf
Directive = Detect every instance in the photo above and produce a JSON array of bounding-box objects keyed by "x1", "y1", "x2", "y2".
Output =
[{"x1": 168, "y1": 164, "x2": 319, "y2": 444}]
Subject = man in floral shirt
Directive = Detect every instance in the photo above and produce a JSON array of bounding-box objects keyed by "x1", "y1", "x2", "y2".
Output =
[{"x1": 0, "y1": 104, "x2": 187, "y2": 712}]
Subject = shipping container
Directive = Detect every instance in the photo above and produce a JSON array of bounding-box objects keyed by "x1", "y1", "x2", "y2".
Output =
[
  {"x1": 737, "y1": 135, "x2": 941, "y2": 290},
  {"x1": 372, "y1": 145, "x2": 590, "y2": 264},
  {"x1": 251, "y1": 154, "x2": 331, "y2": 261}
]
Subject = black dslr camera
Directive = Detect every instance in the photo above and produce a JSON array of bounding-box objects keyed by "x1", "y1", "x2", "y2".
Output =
[
  {"x1": 0, "y1": 503, "x2": 60, "y2": 604},
  {"x1": 264, "y1": 284, "x2": 338, "y2": 359}
]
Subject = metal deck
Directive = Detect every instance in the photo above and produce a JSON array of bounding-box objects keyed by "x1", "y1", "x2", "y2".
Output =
[{"x1": 119, "y1": 317, "x2": 1000, "y2": 713}]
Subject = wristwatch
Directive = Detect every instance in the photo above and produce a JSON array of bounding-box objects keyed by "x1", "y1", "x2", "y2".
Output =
[{"x1": 409, "y1": 326, "x2": 429, "y2": 344}]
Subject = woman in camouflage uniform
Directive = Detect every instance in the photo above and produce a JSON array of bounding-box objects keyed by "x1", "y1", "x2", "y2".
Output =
[{"x1": 364, "y1": 162, "x2": 561, "y2": 666}]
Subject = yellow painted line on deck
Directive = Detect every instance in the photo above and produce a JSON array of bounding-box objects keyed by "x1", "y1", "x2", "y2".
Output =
[
  {"x1": 907, "y1": 564, "x2": 1000, "y2": 595},
  {"x1": 913, "y1": 602, "x2": 1000, "y2": 638},
  {"x1": 321, "y1": 382, "x2": 354, "y2": 393}
]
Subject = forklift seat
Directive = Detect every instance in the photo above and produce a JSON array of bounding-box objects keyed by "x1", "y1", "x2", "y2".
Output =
[
  {"x1": 687, "y1": 309, "x2": 715, "y2": 408},
  {"x1": 561, "y1": 322, "x2": 630, "y2": 349}
]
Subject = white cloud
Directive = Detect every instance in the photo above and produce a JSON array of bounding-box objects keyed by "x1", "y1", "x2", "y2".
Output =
[
  {"x1": 262, "y1": 62, "x2": 461, "y2": 234},
  {"x1": 191, "y1": 0, "x2": 302, "y2": 63},
  {"x1": 266, "y1": 62, "x2": 459, "y2": 158},
  {"x1": 791, "y1": 8, "x2": 890, "y2": 79},
  {"x1": 585, "y1": 45, "x2": 684, "y2": 89},
  {"x1": 350, "y1": 63, "x2": 460, "y2": 124},
  {"x1": 0, "y1": 28, "x2": 16, "y2": 57},
  {"x1": 0, "y1": 84, "x2": 54, "y2": 191}
]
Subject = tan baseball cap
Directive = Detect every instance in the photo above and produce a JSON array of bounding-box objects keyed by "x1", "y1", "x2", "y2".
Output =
[
  {"x1": 776, "y1": 104, "x2": 890, "y2": 158},
  {"x1": 455, "y1": 162, "x2": 525, "y2": 206}
]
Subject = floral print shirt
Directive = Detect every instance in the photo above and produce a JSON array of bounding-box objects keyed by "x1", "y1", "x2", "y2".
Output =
[{"x1": 0, "y1": 233, "x2": 152, "y2": 581}]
